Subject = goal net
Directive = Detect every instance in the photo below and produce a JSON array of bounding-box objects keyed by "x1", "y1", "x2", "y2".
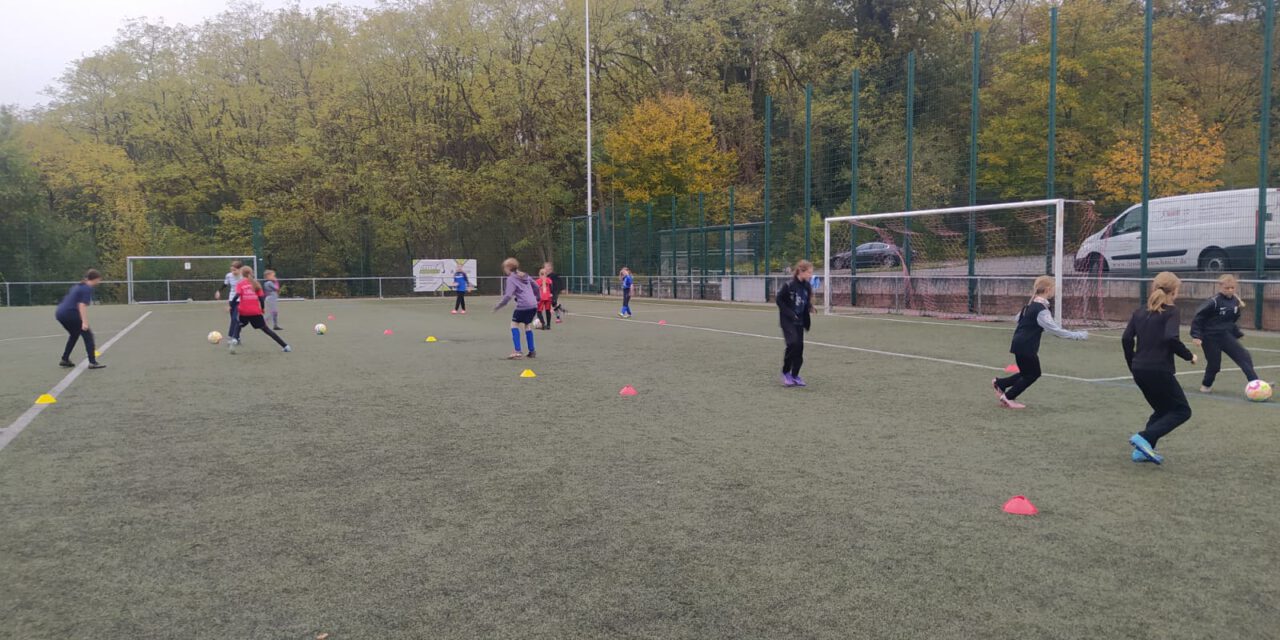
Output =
[
  {"x1": 822, "y1": 199, "x2": 1109, "y2": 325},
  {"x1": 126, "y1": 255, "x2": 258, "y2": 304}
]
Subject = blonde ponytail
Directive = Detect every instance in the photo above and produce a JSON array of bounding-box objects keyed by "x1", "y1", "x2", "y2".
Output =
[
  {"x1": 1030, "y1": 275, "x2": 1054, "y2": 304},
  {"x1": 1147, "y1": 271, "x2": 1181, "y2": 312}
]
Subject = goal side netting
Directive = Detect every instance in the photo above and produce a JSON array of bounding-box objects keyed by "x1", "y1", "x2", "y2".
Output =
[
  {"x1": 126, "y1": 255, "x2": 258, "y2": 304},
  {"x1": 822, "y1": 200, "x2": 1109, "y2": 326}
]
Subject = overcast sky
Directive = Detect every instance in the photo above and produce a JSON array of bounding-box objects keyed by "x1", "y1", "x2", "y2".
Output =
[{"x1": 0, "y1": 0, "x2": 382, "y2": 110}]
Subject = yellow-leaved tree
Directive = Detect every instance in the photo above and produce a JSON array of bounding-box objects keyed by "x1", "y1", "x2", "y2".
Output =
[
  {"x1": 600, "y1": 94, "x2": 735, "y2": 203},
  {"x1": 1092, "y1": 107, "x2": 1226, "y2": 205}
]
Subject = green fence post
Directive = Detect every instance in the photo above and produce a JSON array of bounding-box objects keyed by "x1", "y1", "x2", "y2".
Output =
[
  {"x1": 699, "y1": 192, "x2": 707, "y2": 299},
  {"x1": 764, "y1": 95, "x2": 773, "y2": 300},
  {"x1": 804, "y1": 83, "x2": 813, "y2": 261},
  {"x1": 570, "y1": 219, "x2": 577, "y2": 292},
  {"x1": 729, "y1": 186, "x2": 736, "y2": 301},
  {"x1": 646, "y1": 202, "x2": 654, "y2": 296},
  {"x1": 851, "y1": 68, "x2": 860, "y2": 307},
  {"x1": 624, "y1": 203, "x2": 631, "y2": 271},
  {"x1": 251, "y1": 217, "x2": 265, "y2": 278},
  {"x1": 904, "y1": 52, "x2": 915, "y2": 270},
  {"x1": 1140, "y1": 1, "x2": 1152, "y2": 300},
  {"x1": 1046, "y1": 6, "x2": 1059, "y2": 276},
  {"x1": 968, "y1": 32, "x2": 980, "y2": 313},
  {"x1": 1257, "y1": 0, "x2": 1275, "y2": 329},
  {"x1": 671, "y1": 195, "x2": 678, "y2": 297}
]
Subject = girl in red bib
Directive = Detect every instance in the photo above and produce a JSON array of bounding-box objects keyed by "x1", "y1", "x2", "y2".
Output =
[{"x1": 229, "y1": 266, "x2": 290, "y2": 353}]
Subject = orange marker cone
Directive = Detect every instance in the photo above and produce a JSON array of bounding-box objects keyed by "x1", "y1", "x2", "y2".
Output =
[
  {"x1": 383, "y1": 329, "x2": 394, "y2": 336},
  {"x1": 1004, "y1": 364, "x2": 1019, "y2": 373},
  {"x1": 1002, "y1": 495, "x2": 1038, "y2": 516},
  {"x1": 619, "y1": 385, "x2": 638, "y2": 396}
]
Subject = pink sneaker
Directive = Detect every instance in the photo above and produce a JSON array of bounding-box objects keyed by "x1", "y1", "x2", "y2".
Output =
[
  {"x1": 451, "y1": 310, "x2": 458, "y2": 315},
  {"x1": 460, "y1": 310, "x2": 467, "y2": 315},
  {"x1": 999, "y1": 396, "x2": 1026, "y2": 409},
  {"x1": 992, "y1": 378, "x2": 1003, "y2": 399}
]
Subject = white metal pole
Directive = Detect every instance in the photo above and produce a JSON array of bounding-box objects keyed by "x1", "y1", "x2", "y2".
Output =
[
  {"x1": 1054, "y1": 198, "x2": 1065, "y2": 325},
  {"x1": 823, "y1": 220, "x2": 831, "y2": 314},
  {"x1": 127, "y1": 260, "x2": 134, "y2": 304},
  {"x1": 585, "y1": 0, "x2": 594, "y2": 289}
]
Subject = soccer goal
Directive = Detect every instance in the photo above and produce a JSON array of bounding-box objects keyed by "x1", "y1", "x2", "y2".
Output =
[
  {"x1": 822, "y1": 199, "x2": 1108, "y2": 325},
  {"x1": 126, "y1": 255, "x2": 258, "y2": 304}
]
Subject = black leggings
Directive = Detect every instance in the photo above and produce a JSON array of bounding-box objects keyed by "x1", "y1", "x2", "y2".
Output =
[
  {"x1": 455, "y1": 291, "x2": 466, "y2": 311},
  {"x1": 1133, "y1": 369, "x2": 1192, "y2": 447},
  {"x1": 995, "y1": 353, "x2": 1042, "y2": 400},
  {"x1": 1201, "y1": 332, "x2": 1258, "y2": 387},
  {"x1": 239, "y1": 315, "x2": 288, "y2": 348},
  {"x1": 781, "y1": 321, "x2": 805, "y2": 376},
  {"x1": 58, "y1": 316, "x2": 97, "y2": 363}
]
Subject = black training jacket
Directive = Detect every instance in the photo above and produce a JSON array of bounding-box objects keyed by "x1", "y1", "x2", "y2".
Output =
[
  {"x1": 776, "y1": 279, "x2": 813, "y2": 331},
  {"x1": 1189, "y1": 294, "x2": 1245, "y2": 340},
  {"x1": 1122, "y1": 304, "x2": 1195, "y2": 373}
]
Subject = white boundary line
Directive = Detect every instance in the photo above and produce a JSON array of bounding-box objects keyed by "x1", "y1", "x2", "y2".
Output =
[
  {"x1": 570, "y1": 312, "x2": 1096, "y2": 382},
  {"x1": 1085, "y1": 363, "x2": 1280, "y2": 383},
  {"x1": 0, "y1": 311, "x2": 152, "y2": 455},
  {"x1": 0, "y1": 334, "x2": 64, "y2": 343}
]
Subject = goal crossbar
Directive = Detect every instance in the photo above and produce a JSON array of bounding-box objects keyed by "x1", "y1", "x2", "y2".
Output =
[
  {"x1": 823, "y1": 199, "x2": 1068, "y2": 323},
  {"x1": 126, "y1": 255, "x2": 258, "y2": 304}
]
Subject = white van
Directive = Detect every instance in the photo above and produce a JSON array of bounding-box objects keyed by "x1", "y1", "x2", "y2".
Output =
[{"x1": 1074, "y1": 188, "x2": 1280, "y2": 273}]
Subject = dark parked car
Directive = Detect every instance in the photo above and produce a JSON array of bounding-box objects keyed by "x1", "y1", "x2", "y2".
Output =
[{"x1": 831, "y1": 242, "x2": 909, "y2": 269}]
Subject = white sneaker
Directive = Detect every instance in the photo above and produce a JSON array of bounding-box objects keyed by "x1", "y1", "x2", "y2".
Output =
[
  {"x1": 282, "y1": 345, "x2": 292, "y2": 353},
  {"x1": 228, "y1": 338, "x2": 239, "y2": 354}
]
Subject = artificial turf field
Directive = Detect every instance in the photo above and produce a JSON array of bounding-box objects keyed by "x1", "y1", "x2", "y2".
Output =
[{"x1": 1, "y1": 295, "x2": 1278, "y2": 639}]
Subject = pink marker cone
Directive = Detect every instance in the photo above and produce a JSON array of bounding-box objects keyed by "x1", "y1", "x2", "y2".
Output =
[
  {"x1": 1002, "y1": 495, "x2": 1038, "y2": 516},
  {"x1": 383, "y1": 329, "x2": 394, "y2": 336},
  {"x1": 327, "y1": 315, "x2": 335, "y2": 321},
  {"x1": 619, "y1": 385, "x2": 638, "y2": 396},
  {"x1": 1004, "y1": 364, "x2": 1020, "y2": 373},
  {"x1": 658, "y1": 320, "x2": 668, "y2": 326}
]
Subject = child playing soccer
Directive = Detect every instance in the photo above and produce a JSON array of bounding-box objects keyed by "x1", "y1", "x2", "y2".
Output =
[
  {"x1": 619, "y1": 267, "x2": 633, "y2": 318},
  {"x1": 1123, "y1": 272, "x2": 1197, "y2": 465},
  {"x1": 493, "y1": 258, "x2": 539, "y2": 359},
  {"x1": 1190, "y1": 274, "x2": 1260, "y2": 393},
  {"x1": 55, "y1": 269, "x2": 106, "y2": 369},
  {"x1": 263, "y1": 270, "x2": 282, "y2": 330},
  {"x1": 543, "y1": 262, "x2": 565, "y2": 322},
  {"x1": 776, "y1": 260, "x2": 814, "y2": 387},
  {"x1": 452, "y1": 265, "x2": 470, "y2": 314},
  {"x1": 992, "y1": 275, "x2": 1088, "y2": 409},
  {"x1": 216, "y1": 260, "x2": 244, "y2": 338},
  {"x1": 229, "y1": 266, "x2": 291, "y2": 354},
  {"x1": 535, "y1": 267, "x2": 554, "y2": 330}
]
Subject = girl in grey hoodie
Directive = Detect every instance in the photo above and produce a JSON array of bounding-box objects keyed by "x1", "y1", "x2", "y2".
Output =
[{"x1": 493, "y1": 257, "x2": 540, "y2": 359}]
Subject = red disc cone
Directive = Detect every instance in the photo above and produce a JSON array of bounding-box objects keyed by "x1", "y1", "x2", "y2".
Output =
[
  {"x1": 1004, "y1": 364, "x2": 1020, "y2": 373},
  {"x1": 619, "y1": 385, "x2": 638, "y2": 396},
  {"x1": 1002, "y1": 495, "x2": 1038, "y2": 516}
]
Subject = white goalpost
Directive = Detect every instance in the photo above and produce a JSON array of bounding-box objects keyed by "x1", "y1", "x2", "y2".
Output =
[
  {"x1": 126, "y1": 255, "x2": 258, "y2": 304},
  {"x1": 823, "y1": 199, "x2": 1084, "y2": 324}
]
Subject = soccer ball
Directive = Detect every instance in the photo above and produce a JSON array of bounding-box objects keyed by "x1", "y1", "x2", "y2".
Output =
[
  {"x1": 207, "y1": 331, "x2": 223, "y2": 344},
  {"x1": 532, "y1": 316, "x2": 543, "y2": 329},
  {"x1": 314, "y1": 323, "x2": 328, "y2": 335},
  {"x1": 1245, "y1": 379, "x2": 1272, "y2": 402}
]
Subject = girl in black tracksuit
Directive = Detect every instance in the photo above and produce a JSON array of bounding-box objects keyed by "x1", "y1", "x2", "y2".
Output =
[
  {"x1": 1123, "y1": 272, "x2": 1197, "y2": 464},
  {"x1": 1190, "y1": 274, "x2": 1259, "y2": 393},
  {"x1": 992, "y1": 275, "x2": 1088, "y2": 408},
  {"x1": 776, "y1": 260, "x2": 815, "y2": 387}
]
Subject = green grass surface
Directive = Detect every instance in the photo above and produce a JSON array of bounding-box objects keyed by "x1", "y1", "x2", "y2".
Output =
[{"x1": 1, "y1": 296, "x2": 1278, "y2": 639}]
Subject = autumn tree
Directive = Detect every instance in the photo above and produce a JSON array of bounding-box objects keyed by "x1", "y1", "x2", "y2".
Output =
[
  {"x1": 600, "y1": 93, "x2": 736, "y2": 204},
  {"x1": 1091, "y1": 107, "x2": 1226, "y2": 206}
]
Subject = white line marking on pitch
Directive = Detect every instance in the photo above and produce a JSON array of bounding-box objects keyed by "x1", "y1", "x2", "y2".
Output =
[
  {"x1": 1083, "y1": 363, "x2": 1280, "y2": 383},
  {"x1": 0, "y1": 334, "x2": 64, "y2": 343},
  {"x1": 0, "y1": 311, "x2": 151, "y2": 455},
  {"x1": 571, "y1": 312, "x2": 1096, "y2": 382}
]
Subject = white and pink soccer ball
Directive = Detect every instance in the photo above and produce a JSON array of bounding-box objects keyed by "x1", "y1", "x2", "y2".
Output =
[{"x1": 1245, "y1": 379, "x2": 1272, "y2": 402}]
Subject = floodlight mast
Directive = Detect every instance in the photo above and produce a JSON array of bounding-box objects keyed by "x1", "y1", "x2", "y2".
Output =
[{"x1": 585, "y1": 0, "x2": 594, "y2": 289}]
